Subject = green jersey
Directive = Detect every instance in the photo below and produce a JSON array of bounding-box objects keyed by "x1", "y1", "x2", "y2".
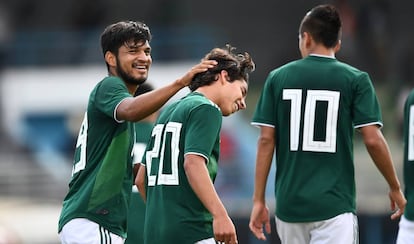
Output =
[
  {"x1": 403, "y1": 89, "x2": 414, "y2": 220},
  {"x1": 58, "y1": 76, "x2": 135, "y2": 238},
  {"x1": 125, "y1": 121, "x2": 154, "y2": 244},
  {"x1": 142, "y1": 92, "x2": 222, "y2": 244},
  {"x1": 252, "y1": 55, "x2": 382, "y2": 222}
]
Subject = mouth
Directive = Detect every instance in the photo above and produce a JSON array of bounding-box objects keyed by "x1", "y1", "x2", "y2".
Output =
[
  {"x1": 234, "y1": 103, "x2": 239, "y2": 112},
  {"x1": 132, "y1": 63, "x2": 148, "y2": 71}
]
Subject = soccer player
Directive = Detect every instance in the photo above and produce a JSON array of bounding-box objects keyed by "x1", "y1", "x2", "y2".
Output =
[
  {"x1": 135, "y1": 45, "x2": 255, "y2": 244},
  {"x1": 396, "y1": 90, "x2": 414, "y2": 244},
  {"x1": 125, "y1": 83, "x2": 157, "y2": 244},
  {"x1": 57, "y1": 20, "x2": 216, "y2": 244},
  {"x1": 248, "y1": 4, "x2": 406, "y2": 244}
]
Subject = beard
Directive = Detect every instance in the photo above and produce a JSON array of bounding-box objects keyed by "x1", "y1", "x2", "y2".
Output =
[{"x1": 116, "y1": 60, "x2": 147, "y2": 86}]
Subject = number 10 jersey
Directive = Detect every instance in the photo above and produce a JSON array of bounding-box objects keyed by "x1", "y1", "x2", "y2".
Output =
[{"x1": 252, "y1": 55, "x2": 383, "y2": 222}]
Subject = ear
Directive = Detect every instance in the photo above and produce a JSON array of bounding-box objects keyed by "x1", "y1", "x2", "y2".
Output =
[
  {"x1": 104, "y1": 51, "x2": 117, "y2": 68},
  {"x1": 219, "y1": 70, "x2": 230, "y2": 84},
  {"x1": 303, "y1": 32, "x2": 313, "y2": 48},
  {"x1": 334, "y1": 40, "x2": 341, "y2": 53}
]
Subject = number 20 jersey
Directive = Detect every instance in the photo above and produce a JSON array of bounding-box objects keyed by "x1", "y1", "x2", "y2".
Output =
[{"x1": 142, "y1": 92, "x2": 222, "y2": 244}]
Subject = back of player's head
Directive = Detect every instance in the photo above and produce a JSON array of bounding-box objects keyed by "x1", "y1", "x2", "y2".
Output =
[
  {"x1": 134, "y1": 82, "x2": 155, "y2": 97},
  {"x1": 100, "y1": 20, "x2": 152, "y2": 57},
  {"x1": 299, "y1": 4, "x2": 341, "y2": 48},
  {"x1": 189, "y1": 44, "x2": 255, "y2": 91}
]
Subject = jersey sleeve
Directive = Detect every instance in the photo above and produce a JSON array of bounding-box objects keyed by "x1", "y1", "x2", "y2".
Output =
[
  {"x1": 95, "y1": 77, "x2": 132, "y2": 120},
  {"x1": 184, "y1": 104, "x2": 222, "y2": 162},
  {"x1": 252, "y1": 71, "x2": 277, "y2": 127},
  {"x1": 351, "y1": 72, "x2": 383, "y2": 128}
]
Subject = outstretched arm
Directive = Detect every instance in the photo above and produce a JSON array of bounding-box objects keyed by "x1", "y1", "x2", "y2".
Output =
[
  {"x1": 117, "y1": 60, "x2": 217, "y2": 122},
  {"x1": 360, "y1": 125, "x2": 406, "y2": 219},
  {"x1": 249, "y1": 125, "x2": 275, "y2": 240}
]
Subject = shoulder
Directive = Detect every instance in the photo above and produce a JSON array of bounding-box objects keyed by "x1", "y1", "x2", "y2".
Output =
[
  {"x1": 406, "y1": 89, "x2": 414, "y2": 105},
  {"x1": 99, "y1": 76, "x2": 125, "y2": 88},
  {"x1": 334, "y1": 60, "x2": 370, "y2": 79},
  {"x1": 265, "y1": 59, "x2": 303, "y2": 82},
  {"x1": 182, "y1": 93, "x2": 220, "y2": 111},
  {"x1": 271, "y1": 59, "x2": 302, "y2": 73},
  {"x1": 93, "y1": 76, "x2": 128, "y2": 96},
  {"x1": 181, "y1": 94, "x2": 222, "y2": 121}
]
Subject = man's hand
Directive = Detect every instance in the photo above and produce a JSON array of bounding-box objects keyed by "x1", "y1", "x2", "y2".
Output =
[
  {"x1": 389, "y1": 188, "x2": 407, "y2": 220},
  {"x1": 213, "y1": 214, "x2": 238, "y2": 244},
  {"x1": 177, "y1": 60, "x2": 217, "y2": 87},
  {"x1": 249, "y1": 201, "x2": 271, "y2": 240}
]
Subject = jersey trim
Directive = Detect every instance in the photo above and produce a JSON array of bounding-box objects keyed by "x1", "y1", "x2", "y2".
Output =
[
  {"x1": 251, "y1": 122, "x2": 275, "y2": 128},
  {"x1": 184, "y1": 152, "x2": 209, "y2": 164},
  {"x1": 354, "y1": 121, "x2": 383, "y2": 129},
  {"x1": 309, "y1": 53, "x2": 335, "y2": 59},
  {"x1": 114, "y1": 98, "x2": 129, "y2": 123}
]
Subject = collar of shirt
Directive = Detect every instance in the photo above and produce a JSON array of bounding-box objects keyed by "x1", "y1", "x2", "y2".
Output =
[{"x1": 309, "y1": 53, "x2": 335, "y2": 59}]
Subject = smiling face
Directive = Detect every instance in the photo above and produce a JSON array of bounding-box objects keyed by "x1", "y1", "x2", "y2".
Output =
[
  {"x1": 218, "y1": 78, "x2": 248, "y2": 116},
  {"x1": 109, "y1": 39, "x2": 152, "y2": 85}
]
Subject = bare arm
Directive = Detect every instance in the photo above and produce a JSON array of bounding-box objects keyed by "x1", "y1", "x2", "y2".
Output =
[
  {"x1": 184, "y1": 154, "x2": 237, "y2": 244},
  {"x1": 117, "y1": 60, "x2": 217, "y2": 122},
  {"x1": 135, "y1": 165, "x2": 147, "y2": 202},
  {"x1": 360, "y1": 125, "x2": 406, "y2": 219},
  {"x1": 249, "y1": 125, "x2": 275, "y2": 240},
  {"x1": 133, "y1": 163, "x2": 140, "y2": 179}
]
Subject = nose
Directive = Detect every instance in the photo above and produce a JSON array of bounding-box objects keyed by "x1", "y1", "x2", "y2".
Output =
[
  {"x1": 239, "y1": 99, "x2": 246, "y2": 110},
  {"x1": 137, "y1": 51, "x2": 151, "y2": 62}
]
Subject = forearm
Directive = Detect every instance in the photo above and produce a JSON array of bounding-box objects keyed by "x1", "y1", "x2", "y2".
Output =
[
  {"x1": 119, "y1": 81, "x2": 185, "y2": 122},
  {"x1": 253, "y1": 138, "x2": 275, "y2": 203},
  {"x1": 253, "y1": 126, "x2": 275, "y2": 203},
  {"x1": 365, "y1": 135, "x2": 401, "y2": 190},
  {"x1": 117, "y1": 60, "x2": 217, "y2": 122},
  {"x1": 362, "y1": 127, "x2": 401, "y2": 190},
  {"x1": 184, "y1": 155, "x2": 228, "y2": 218}
]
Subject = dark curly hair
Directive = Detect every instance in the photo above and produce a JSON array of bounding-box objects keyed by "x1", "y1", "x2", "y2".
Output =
[
  {"x1": 189, "y1": 44, "x2": 255, "y2": 91},
  {"x1": 100, "y1": 20, "x2": 152, "y2": 70}
]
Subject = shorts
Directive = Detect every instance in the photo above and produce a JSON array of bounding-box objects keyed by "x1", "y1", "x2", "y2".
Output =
[
  {"x1": 397, "y1": 215, "x2": 414, "y2": 244},
  {"x1": 275, "y1": 212, "x2": 358, "y2": 244},
  {"x1": 195, "y1": 237, "x2": 216, "y2": 244},
  {"x1": 59, "y1": 218, "x2": 125, "y2": 244}
]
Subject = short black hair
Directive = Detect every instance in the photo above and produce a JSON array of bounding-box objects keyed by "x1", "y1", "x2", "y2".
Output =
[
  {"x1": 134, "y1": 83, "x2": 155, "y2": 97},
  {"x1": 100, "y1": 20, "x2": 152, "y2": 57},
  {"x1": 299, "y1": 4, "x2": 341, "y2": 48}
]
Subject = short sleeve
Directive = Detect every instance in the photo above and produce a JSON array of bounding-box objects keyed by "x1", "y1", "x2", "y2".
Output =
[
  {"x1": 252, "y1": 71, "x2": 277, "y2": 127},
  {"x1": 184, "y1": 104, "x2": 222, "y2": 160},
  {"x1": 95, "y1": 77, "x2": 131, "y2": 120},
  {"x1": 351, "y1": 72, "x2": 383, "y2": 128}
]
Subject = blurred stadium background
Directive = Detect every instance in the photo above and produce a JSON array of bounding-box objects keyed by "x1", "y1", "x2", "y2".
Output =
[{"x1": 0, "y1": 0, "x2": 413, "y2": 243}]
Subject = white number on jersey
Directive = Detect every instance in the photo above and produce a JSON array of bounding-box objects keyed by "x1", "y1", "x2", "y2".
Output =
[
  {"x1": 146, "y1": 122, "x2": 182, "y2": 186},
  {"x1": 133, "y1": 143, "x2": 147, "y2": 164},
  {"x1": 408, "y1": 105, "x2": 414, "y2": 161},
  {"x1": 283, "y1": 89, "x2": 340, "y2": 153},
  {"x1": 72, "y1": 112, "x2": 88, "y2": 175}
]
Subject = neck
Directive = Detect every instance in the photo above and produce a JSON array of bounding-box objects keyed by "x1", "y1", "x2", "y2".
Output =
[
  {"x1": 195, "y1": 85, "x2": 218, "y2": 104},
  {"x1": 308, "y1": 45, "x2": 335, "y2": 57}
]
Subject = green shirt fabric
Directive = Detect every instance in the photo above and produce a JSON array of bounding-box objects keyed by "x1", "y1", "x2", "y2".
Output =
[
  {"x1": 252, "y1": 55, "x2": 383, "y2": 222},
  {"x1": 403, "y1": 89, "x2": 414, "y2": 220},
  {"x1": 142, "y1": 92, "x2": 222, "y2": 244},
  {"x1": 125, "y1": 122, "x2": 154, "y2": 244},
  {"x1": 58, "y1": 76, "x2": 134, "y2": 238}
]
